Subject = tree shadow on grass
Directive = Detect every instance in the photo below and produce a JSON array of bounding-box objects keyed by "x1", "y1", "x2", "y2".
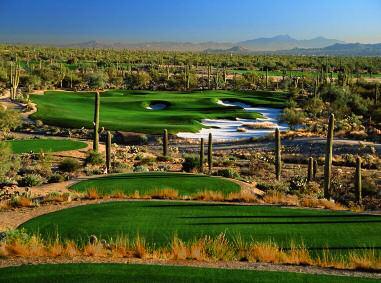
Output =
[
  {"x1": 144, "y1": 203, "x2": 233, "y2": 208},
  {"x1": 180, "y1": 214, "x2": 381, "y2": 219},
  {"x1": 188, "y1": 220, "x2": 381, "y2": 225}
]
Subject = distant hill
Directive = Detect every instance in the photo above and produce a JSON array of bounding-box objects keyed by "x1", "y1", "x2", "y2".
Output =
[
  {"x1": 204, "y1": 46, "x2": 251, "y2": 54},
  {"x1": 274, "y1": 43, "x2": 381, "y2": 56},
  {"x1": 62, "y1": 40, "x2": 234, "y2": 52},
  {"x1": 57, "y1": 35, "x2": 345, "y2": 52},
  {"x1": 238, "y1": 35, "x2": 344, "y2": 51}
]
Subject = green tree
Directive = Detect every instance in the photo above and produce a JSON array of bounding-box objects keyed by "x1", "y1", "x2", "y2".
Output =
[{"x1": 0, "y1": 109, "x2": 22, "y2": 136}]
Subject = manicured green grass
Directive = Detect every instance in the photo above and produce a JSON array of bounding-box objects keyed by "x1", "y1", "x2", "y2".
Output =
[
  {"x1": 5, "y1": 139, "x2": 87, "y2": 154},
  {"x1": 20, "y1": 201, "x2": 381, "y2": 251},
  {"x1": 0, "y1": 263, "x2": 377, "y2": 283},
  {"x1": 31, "y1": 90, "x2": 287, "y2": 134},
  {"x1": 69, "y1": 172, "x2": 241, "y2": 196}
]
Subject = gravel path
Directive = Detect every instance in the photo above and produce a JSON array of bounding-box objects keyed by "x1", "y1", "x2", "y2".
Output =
[{"x1": 0, "y1": 257, "x2": 380, "y2": 279}]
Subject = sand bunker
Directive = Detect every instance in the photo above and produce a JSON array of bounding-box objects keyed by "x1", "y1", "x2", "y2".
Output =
[
  {"x1": 145, "y1": 103, "x2": 168, "y2": 110},
  {"x1": 177, "y1": 100, "x2": 288, "y2": 141}
]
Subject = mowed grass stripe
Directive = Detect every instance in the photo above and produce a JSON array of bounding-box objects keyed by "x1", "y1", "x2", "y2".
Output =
[
  {"x1": 0, "y1": 263, "x2": 378, "y2": 283},
  {"x1": 20, "y1": 201, "x2": 381, "y2": 250},
  {"x1": 69, "y1": 172, "x2": 241, "y2": 196},
  {"x1": 5, "y1": 139, "x2": 87, "y2": 154},
  {"x1": 31, "y1": 90, "x2": 287, "y2": 134}
]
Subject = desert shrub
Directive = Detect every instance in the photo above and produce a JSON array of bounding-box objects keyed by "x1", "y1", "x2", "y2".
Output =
[
  {"x1": 85, "y1": 150, "x2": 104, "y2": 165},
  {"x1": 137, "y1": 156, "x2": 156, "y2": 165},
  {"x1": 133, "y1": 165, "x2": 149, "y2": 172},
  {"x1": 58, "y1": 158, "x2": 81, "y2": 172},
  {"x1": 35, "y1": 120, "x2": 44, "y2": 127},
  {"x1": 182, "y1": 154, "x2": 199, "y2": 172},
  {"x1": 281, "y1": 108, "x2": 305, "y2": 130},
  {"x1": 0, "y1": 142, "x2": 20, "y2": 179},
  {"x1": 0, "y1": 109, "x2": 22, "y2": 135},
  {"x1": 3, "y1": 229, "x2": 31, "y2": 244},
  {"x1": 18, "y1": 174, "x2": 44, "y2": 187},
  {"x1": 111, "y1": 161, "x2": 132, "y2": 173},
  {"x1": 289, "y1": 176, "x2": 308, "y2": 195},
  {"x1": 48, "y1": 173, "x2": 65, "y2": 183},
  {"x1": 305, "y1": 96, "x2": 325, "y2": 117},
  {"x1": 222, "y1": 158, "x2": 235, "y2": 167},
  {"x1": 257, "y1": 181, "x2": 289, "y2": 193},
  {"x1": 362, "y1": 176, "x2": 379, "y2": 197},
  {"x1": 215, "y1": 168, "x2": 240, "y2": 179},
  {"x1": 156, "y1": 155, "x2": 172, "y2": 162}
]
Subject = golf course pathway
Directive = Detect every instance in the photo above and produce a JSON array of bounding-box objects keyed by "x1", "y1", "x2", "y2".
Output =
[{"x1": 0, "y1": 256, "x2": 380, "y2": 279}]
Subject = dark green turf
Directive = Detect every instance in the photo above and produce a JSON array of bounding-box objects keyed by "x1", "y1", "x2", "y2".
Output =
[
  {"x1": 0, "y1": 263, "x2": 377, "y2": 283},
  {"x1": 31, "y1": 90, "x2": 287, "y2": 134},
  {"x1": 20, "y1": 201, "x2": 381, "y2": 251},
  {"x1": 69, "y1": 172, "x2": 241, "y2": 196},
  {"x1": 6, "y1": 139, "x2": 87, "y2": 154}
]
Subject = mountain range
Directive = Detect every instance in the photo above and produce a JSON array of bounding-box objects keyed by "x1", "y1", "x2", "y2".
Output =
[
  {"x1": 11, "y1": 35, "x2": 381, "y2": 56},
  {"x1": 60, "y1": 35, "x2": 343, "y2": 52}
]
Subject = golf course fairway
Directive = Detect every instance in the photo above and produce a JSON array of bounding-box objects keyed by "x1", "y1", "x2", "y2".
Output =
[
  {"x1": 31, "y1": 90, "x2": 287, "y2": 133},
  {"x1": 20, "y1": 201, "x2": 381, "y2": 251},
  {"x1": 69, "y1": 172, "x2": 241, "y2": 196}
]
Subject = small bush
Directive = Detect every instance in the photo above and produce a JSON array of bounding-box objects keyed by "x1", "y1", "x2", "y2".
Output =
[
  {"x1": 133, "y1": 165, "x2": 149, "y2": 173},
  {"x1": 156, "y1": 155, "x2": 172, "y2": 162},
  {"x1": 289, "y1": 176, "x2": 308, "y2": 195},
  {"x1": 58, "y1": 158, "x2": 81, "y2": 173},
  {"x1": 182, "y1": 154, "x2": 199, "y2": 172},
  {"x1": 85, "y1": 150, "x2": 104, "y2": 165},
  {"x1": 112, "y1": 162, "x2": 132, "y2": 173},
  {"x1": 48, "y1": 173, "x2": 65, "y2": 183},
  {"x1": 18, "y1": 174, "x2": 44, "y2": 187},
  {"x1": 215, "y1": 168, "x2": 240, "y2": 179}
]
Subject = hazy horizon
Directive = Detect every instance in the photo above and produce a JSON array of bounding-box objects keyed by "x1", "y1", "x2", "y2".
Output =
[{"x1": 1, "y1": 0, "x2": 381, "y2": 44}]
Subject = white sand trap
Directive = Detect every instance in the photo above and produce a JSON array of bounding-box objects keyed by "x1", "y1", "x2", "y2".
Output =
[
  {"x1": 146, "y1": 103, "x2": 167, "y2": 110},
  {"x1": 177, "y1": 100, "x2": 288, "y2": 141}
]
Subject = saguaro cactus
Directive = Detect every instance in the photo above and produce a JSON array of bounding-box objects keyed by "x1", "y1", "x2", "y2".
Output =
[
  {"x1": 324, "y1": 114, "x2": 335, "y2": 199},
  {"x1": 265, "y1": 67, "x2": 269, "y2": 89},
  {"x1": 355, "y1": 156, "x2": 362, "y2": 204},
  {"x1": 93, "y1": 91, "x2": 100, "y2": 152},
  {"x1": 10, "y1": 63, "x2": 20, "y2": 100},
  {"x1": 307, "y1": 157, "x2": 314, "y2": 182},
  {"x1": 275, "y1": 128, "x2": 281, "y2": 181},
  {"x1": 313, "y1": 159, "x2": 318, "y2": 179},
  {"x1": 163, "y1": 129, "x2": 168, "y2": 157},
  {"x1": 208, "y1": 133, "x2": 213, "y2": 174},
  {"x1": 106, "y1": 131, "x2": 112, "y2": 173},
  {"x1": 207, "y1": 65, "x2": 211, "y2": 89},
  {"x1": 186, "y1": 65, "x2": 191, "y2": 90},
  {"x1": 199, "y1": 138, "x2": 204, "y2": 173}
]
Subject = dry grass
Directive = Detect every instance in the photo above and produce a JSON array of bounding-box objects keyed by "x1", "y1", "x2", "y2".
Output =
[
  {"x1": 192, "y1": 190, "x2": 225, "y2": 202},
  {"x1": 8, "y1": 196, "x2": 35, "y2": 208},
  {"x1": 242, "y1": 122, "x2": 277, "y2": 129},
  {"x1": 248, "y1": 241, "x2": 282, "y2": 263},
  {"x1": 226, "y1": 190, "x2": 258, "y2": 203},
  {"x1": 149, "y1": 188, "x2": 179, "y2": 200},
  {"x1": 263, "y1": 192, "x2": 299, "y2": 206},
  {"x1": 300, "y1": 198, "x2": 347, "y2": 211},
  {"x1": 42, "y1": 193, "x2": 72, "y2": 204},
  {"x1": 1, "y1": 231, "x2": 380, "y2": 271},
  {"x1": 85, "y1": 188, "x2": 101, "y2": 199}
]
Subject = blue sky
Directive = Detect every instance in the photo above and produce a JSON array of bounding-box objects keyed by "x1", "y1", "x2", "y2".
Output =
[{"x1": 1, "y1": 0, "x2": 380, "y2": 43}]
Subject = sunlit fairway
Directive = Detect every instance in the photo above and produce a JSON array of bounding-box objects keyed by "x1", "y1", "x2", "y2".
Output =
[
  {"x1": 69, "y1": 172, "x2": 241, "y2": 196},
  {"x1": 0, "y1": 263, "x2": 379, "y2": 283},
  {"x1": 5, "y1": 139, "x2": 87, "y2": 154},
  {"x1": 30, "y1": 90, "x2": 287, "y2": 134},
  {"x1": 20, "y1": 201, "x2": 381, "y2": 253}
]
